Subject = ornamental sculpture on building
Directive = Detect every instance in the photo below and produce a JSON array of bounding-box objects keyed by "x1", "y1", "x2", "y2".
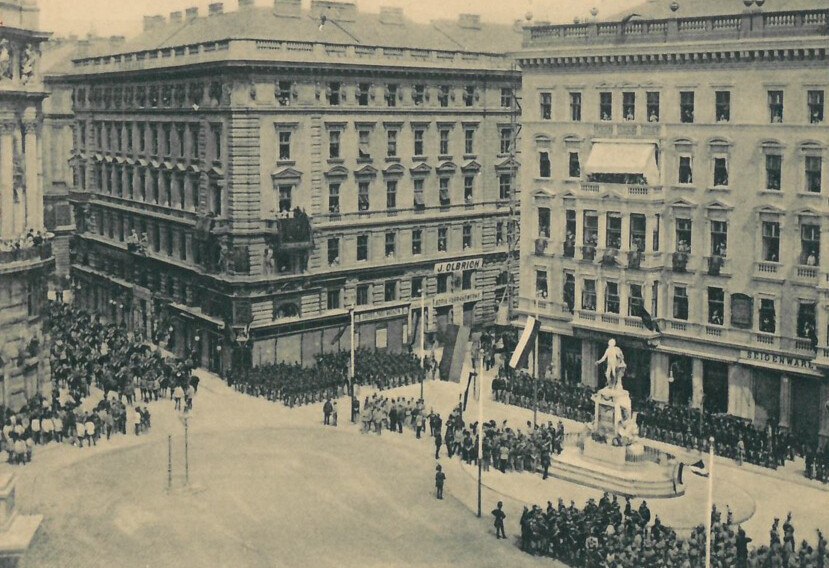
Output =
[
  {"x1": 20, "y1": 43, "x2": 36, "y2": 84},
  {"x1": 0, "y1": 39, "x2": 12, "y2": 80}
]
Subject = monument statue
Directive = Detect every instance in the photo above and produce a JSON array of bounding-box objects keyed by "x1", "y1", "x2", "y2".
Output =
[{"x1": 595, "y1": 339, "x2": 627, "y2": 390}]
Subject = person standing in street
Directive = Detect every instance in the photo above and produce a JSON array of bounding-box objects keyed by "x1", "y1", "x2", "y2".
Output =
[
  {"x1": 323, "y1": 399, "x2": 333, "y2": 425},
  {"x1": 492, "y1": 501, "x2": 507, "y2": 539},
  {"x1": 435, "y1": 465, "x2": 445, "y2": 500},
  {"x1": 434, "y1": 430, "x2": 443, "y2": 459}
]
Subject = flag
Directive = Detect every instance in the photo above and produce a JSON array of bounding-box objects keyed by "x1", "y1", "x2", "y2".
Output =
[
  {"x1": 636, "y1": 304, "x2": 661, "y2": 334},
  {"x1": 509, "y1": 316, "x2": 540, "y2": 369},
  {"x1": 688, "y1": 459, "x2": 709, "y2": 478},
  {"x1": 331, "y1": 322, "x2": 348, "y2": 345},
  {"x1": 462, "y1": 371, "x2": 476, "y2": 411}
]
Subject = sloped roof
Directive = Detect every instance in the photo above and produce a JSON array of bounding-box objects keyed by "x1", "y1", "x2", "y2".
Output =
[
  {"x1": 608, "y1": 0, "x2": 828, "y2": 21},
  {"x1": 80, "y1": 5, "x2": 522, "y2": 60}
]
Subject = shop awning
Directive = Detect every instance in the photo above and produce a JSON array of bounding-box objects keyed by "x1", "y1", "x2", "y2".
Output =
[{"x1": 584, "y1": 142, "x2": 660, "y2": 185}]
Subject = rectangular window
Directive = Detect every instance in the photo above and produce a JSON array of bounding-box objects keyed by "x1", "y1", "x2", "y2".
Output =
[
  {"x1": 413, "y1": 179, "x2": 425, "y2": 210},
  {"x1": 437, "y1": 274, "x2": 449, "y2": 294},
  {"x1": 413, "y1": 129, "x2": 424, "y2": 156},
  {"x1": 464, "y1": 129, "x2": 475, "y2": 155},
  {"x1": 713, "y1": 157, "x2": 729, "y2": 187},
  {"x1": 676, "y1": 219, "x2": 692, "y2": 253},
  {"x1": 210, "y1": 181, "x2": 222, "y2": 216},
  {"x1": 358, "y1": 181, "x2": 370, "y2": 212},
  {"x1": 384, "y1": 281, "x2": 397, "y2": 302},
  {"x1": 411, "y1": 277, "x2": 424, "y2": 298},
  {"x1": 801, "y1": 224, "x2": 820, "y2": 265},
  {"x1": 646, "y1": 91, "x2": 660, "y2": 122},
  {"x1": 386, "y1": 180, "x2": 397, "y2": 209},
  {"x1": 385, "y1": 232, "x2": 396, "y2": 257},
  {"x1": 278, "y1": 131, "x2": 291, "y2": 161},
  {"x1": 356, "y1": 235, "x2": 369, "y2": 261},
  {"x1": 329, "y1": 130, "x2": 341, "y2": 159},
  {"x1": 539, "y1": 152, "x2": 551, "y2": 178},
  {"x1": 438, "y1": 227, "x2": 447, "y2": 252},
  {"x1": 357, "y1": 129, "x2": 371, "y2": 160},
  {"x1": 606, "y1": 213, "x2": 622, "y2": 249},
  {"x1": 806, "y1": 156, "x2": 822, "y2": 193},
  {"x1": 463, "y1": 270, "x2": 474, "y2": 291},
  {"x1": 212, "y1": 124, "x2": 222, "y2": 160},
  {"x1": 715, "y1": 91, "x2": 731, "y2": 122},
  {"x1": 328, "y1": 82, "x2": 341, "y2": 106},
  {"x1": 680, "y1": 91, "x2": 695, "y2": 123},
  {"x1": 583, "y1": 211, "x2": 598, "y2": 245},
  {"x1": 357, "y1": 83, "x2": 370, "y2": 106},
  {"x1": 439, "y1": 178, "x2": 450, "y2": 206},
  {"x1": 164, "y1": 125, "x2": 172, "y2": 156},
  {"x1": 762, "y1": 221, "x2": 780, "y2": 262},
  {"x1": 462, "y1": 224, "x2": 472, "y2": 249},
  {"x1": 496, "y1": 221, "x2": 504, "y2": 245},
  {"x1": 628, "y1": 284, "x2": 643, "y2": 317},
  {"x1": 797, "y1": 302, "x2": 816, "y2": 340},
  {"x1": 765, "y1": 154, "x2": 782, "y2": 190},
  {"x1": 277, "y1": 81, "x2": 293, "y2": 106},
  {"x1": 570, "y1": 92, "x2": 582, "y2": 121},
  {"x1": 180, "y1": 231, "x2": 187, "y2": 260},
  {"x1": 673, "y1": 286, "x2": 689, "y2": 320},
  {"x1": 386, "y1": 84, "x2": 398, "y2": 107},
  {"x1": 678, "y1": 156, "x2": 693, "y2": 184},
  {"x1": 499, "y1": 128, "x2": 512, "y2": 154},
  {"x1": 357, "y1": 285, "x2": 370, "y2": 306},
  {"x1": 759, "y1": 299, "x2": 776, "y2": 333},
  {"x1": 463, "y1": 86, "x2": 475, "y2": 107},
  {"x1": 768, "y1": 90, "x2": 784, "y2": 123},
  {"x1": 622, "y1": 92, "x2": 635, "y2": 121},
  {"x1": 151, "y1": 126, "x2": 159, "y2": 156},
  {"x1": 327, "y1": 237, "x2": 340, "y2": 266},
  {"x1": 501, "y1": 88, "x2": 513, "y2": 108},
  {"x1": 438, "y1": 85, "x2": 450, "y2": 107},
  {"x1": 412, "y1": 229, "x2": 422, "y2": 255},
  {"x1": 413, "y1": 84, "x2": 425, "y2": 106},
  {"x1": 278, "y1": 185, "x2": 292, "y2": 213},
  {"x1": 808, "y1": 90, "x2": 824, "y2": 124},
  {"x1": 711, "y1": 220, "x2": 728, "y2": 257},
  {"x1": 568, "y1": 152, "x2": 580, "y2": 178},
  {"x1": 328, "y1": 183, "x2": 340, "y2": 214},
  {"x1": 708, "y1": 287, "x2": 724, "y2": 325},
  {"x1": 464, "y1": 176, "x2": 474, "y2": 203},
  {"x1": 599, "y1": 92, "x2": 612, "y2": 121},
  {"x1": 387, "y1": 130, "x2": 398, "y2": 157},
  {"x1": 535, "y1": 270, "x2": 548, "y2": 298},
  {"x1": 582, "y1": 279, "x2": 597, "y2": 311},
  {"x1": 540, "y1": 92, "x2": 552, "y2": 120},
  {"x1": 538, "y1": 207, "x2": 551, "y2": 238},
  {"x1": 327, "y1": 288, "x2": 341, "y2": 310},
  {"x1": 435, "y1": 130, "x2": 449, "y2": 157},
  {"x1": 605, "y1": 282, "x2": 620, "y2": 314},
  {"x1": 499, "y1": 174, "x2": 511, "y2": 200},
  {"x1": 630, "y1": 214, "x2": 646, "y2": 251}
]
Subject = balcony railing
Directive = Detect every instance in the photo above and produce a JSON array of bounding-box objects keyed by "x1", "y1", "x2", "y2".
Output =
[
  {"x1": 580, "y1": 182, "x2": 663, "y2": 200},
  {"x1": 755, "y1": 261, "x2": 784, "y2": 279},
  {"x1": 582, "y1": 245, "x2": 596, "y2": 261},
  {"x1": 706, "y1": 255, "x2": 726, "y2": 276},
  {"x1": 672, "y1": 252, "x2": 689, "y2": 273},
  {"x1": 794, "y1": 265, "x2": 819, "y2": 282},
  {"x1": 0, "y1": 241, "x2": 53, "y2": 265}
]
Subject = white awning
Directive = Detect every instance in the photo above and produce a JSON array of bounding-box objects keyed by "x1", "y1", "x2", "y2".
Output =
[{"x1": 584, "y1": 142, "x2": 660, "y2": 184}]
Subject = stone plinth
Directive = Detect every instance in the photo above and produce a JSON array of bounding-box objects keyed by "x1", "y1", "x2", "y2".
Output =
[
  {"x1": 0, "y1": 472, "x2": 42, "y2": 560},
  {"x1": 592, "y1": 386, "x2": 632, "y2": 440}
]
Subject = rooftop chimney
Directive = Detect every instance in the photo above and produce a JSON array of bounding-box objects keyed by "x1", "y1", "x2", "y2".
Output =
[
  {"x1": 310, "y1": 1, "x2": 357, "y2": 23},
  {"x1": 110, "y1": 35, "x2": 126, "y2": 46},
  {"x1": 379, "y1": 6, "x2": 404, "y2": 25},
  {"x1": 274, "y1": 0, "x2": 301, "y2": 17},
  {"x1": 185, "y1": 7, "x2": 199, "y2": 20},
  {"x1": 208, "y1": 2, "x2": 224, "y2": 16},
  {"x1": 458, "y1": 13, "x2": 481, "y2": 30},
  {"x1": 169, "y1": 11, "x2": 183, "y2": 24},
  {"x1": 143, "y1": 14, "x2": 165, "y2": 31},
  {"x1": 239, "y1": 0, "x2": 255, "y2": 9}
]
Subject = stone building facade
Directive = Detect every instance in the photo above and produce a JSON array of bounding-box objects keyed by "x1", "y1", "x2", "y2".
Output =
[
  {"x1": 54, "y1": 0, "x2": 521, "y2": 374},
  {"x1": 0, "y1": 0, "x2": 53, "y2": 409},
  {"x1": 517, "y1": 1, "x2": 829, "y2": 443}
]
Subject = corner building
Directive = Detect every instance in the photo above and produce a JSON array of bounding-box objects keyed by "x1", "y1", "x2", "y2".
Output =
[
  {"x1": 57, "y1": 0, "x2": 521, "y2": 374},
  {"x1": 517, "y1": 1, "x2": 829, "y2": 444}
]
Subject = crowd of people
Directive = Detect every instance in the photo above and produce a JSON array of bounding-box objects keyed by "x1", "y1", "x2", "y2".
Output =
[
  {"x1": 493, "y1": 369, "x2": 594, "y2": 424},
  {"x1": 357, "y1": 394, "x2": 427, "y2": 437},
  {"x1": 518, "y1": 495, "x2": 828, "y2": 568},
  {"x1": 229, "y1": 349, "x2": 428, "y2": 407},
  {"x1": 0, "y1": 228, "x2": 51, "y2": 256},
  {"x1": 0, "y1": 301, "x2": 198, "y2": 466}
]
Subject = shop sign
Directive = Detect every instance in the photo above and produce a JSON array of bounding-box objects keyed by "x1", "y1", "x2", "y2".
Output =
[
  {"x1": 433, "y1": 290, "x2": 483, "y2": 308},
  {"x1": 739, "y1": 349, "x2": 819, "y2": 374},
  {"x1": 434, "y1": 258, "x2": 483, "y2": 274},
  {"x1": 354, "y1": 305, "x2": 408, "y2": 324}
]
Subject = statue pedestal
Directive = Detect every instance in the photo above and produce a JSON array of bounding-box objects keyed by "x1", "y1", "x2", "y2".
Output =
[
  {"x1": 592, "y1": 387, "x2": 632, "y2": 440},
  {"x1": 0, "y1": 472, "x2": 42, "y2": 560}
]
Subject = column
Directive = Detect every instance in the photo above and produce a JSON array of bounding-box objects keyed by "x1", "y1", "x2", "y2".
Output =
[
  {"x1": 550, "y1": 334, "x2": 562, "y2": 381},
  {"x1": 620, "y1": 213, "x2": 631, "y2": 254},
  {"x1": 691, "y1": 357, "x2": 704, "y2": 409},
  {"x1": 13, "y1": 125, "x2": 25, "y2": 236},
  {"x1": 0, "y1": 116, "x2": 15, "y2": 239},
  {"x1": 819, "y1": 380, "x2": 829, "y2": 444},
  {"x1": 727, "y1": 364, "x2": 755, "y2": 420},
  {"x1": 650, "y1": 352, "x2": 670, "y2": 402},
  {"x1": 581, "y1": 340, "x2": 599, "y2": 388},
  {"x1": 779, "y1": 375, "x2": 791, "y2": 429},
  {"x1": 597, "y1": 212, "x2": 607, "y2": 253},
  {"x1": 574, "y1": 207, "x2": 583, "y2": 253},
  {"x1": 23, "y1": 110, "x2": 42, "y2": 231}
]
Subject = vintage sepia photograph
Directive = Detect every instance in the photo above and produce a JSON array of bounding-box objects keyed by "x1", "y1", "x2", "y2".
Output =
[{"x1": 0, "y1": 0, "x2": 827, "y2": 566}]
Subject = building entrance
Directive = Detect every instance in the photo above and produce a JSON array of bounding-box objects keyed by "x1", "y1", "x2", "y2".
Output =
[
  {"x1": 561, "y1": 336, "x2": 582, "y2": 384},
  {"x1": 668, "y1": 355, "x2": 693, "y2": 407},
  {"x1": 791, "y1": 375, "x2": 821, "y2": 443},
  {"x1": 703, "y1": 361, "x2": 729, "y2": 414}
]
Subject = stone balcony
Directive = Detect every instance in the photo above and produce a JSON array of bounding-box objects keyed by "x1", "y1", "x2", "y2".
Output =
[
  {"x1": 0, "y1": 241, "x2": 54, "y2": 275},
  {"x1": 754, "y1": 261, "x2": 786, "y2": 281},
  {"x1": 791, "y1": 264, "x2": 819, "y2": 285},
  {"x1": 661, "y1": 318, "x2": 817, "y2": 356},
  {"x1": 580, "y1": 182, "x2": 664, "y2": 202}
]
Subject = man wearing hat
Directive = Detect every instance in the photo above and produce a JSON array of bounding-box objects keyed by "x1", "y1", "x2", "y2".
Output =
[{"x1": 435, "y1": 464, "x2": 445, "y2": 500}]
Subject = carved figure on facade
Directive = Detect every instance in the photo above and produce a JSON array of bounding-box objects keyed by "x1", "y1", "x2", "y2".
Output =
[
  {"x1": 20, "y1": 44, "x2": 37, "y2": 84},
  {"x1": 0, "y1": 39, "x2": 12, "y2": 80}
]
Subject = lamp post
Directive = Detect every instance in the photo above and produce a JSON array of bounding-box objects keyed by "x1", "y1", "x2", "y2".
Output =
[
  {"x1": 420, "y1": 293, "x2": 425, "y2": 401},
  {"x1": 533, "y1": 297, "x2": 540, "y2": 428},
  {"x1": 705, "y1": 436, "x2": 715, "y2": 568},
  {"x1": 349, "y1": 306, "x2": 356, "y2": 397}
]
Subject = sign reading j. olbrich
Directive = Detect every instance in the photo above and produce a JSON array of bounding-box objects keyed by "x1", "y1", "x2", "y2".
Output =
[{"x1": 433, "y1": 258, "x2": 483, "y2": 274}]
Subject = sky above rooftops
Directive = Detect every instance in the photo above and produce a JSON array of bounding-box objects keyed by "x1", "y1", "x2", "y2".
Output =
[{"x1": 39, "y1": 0, "x2": 644, "y2": 38}]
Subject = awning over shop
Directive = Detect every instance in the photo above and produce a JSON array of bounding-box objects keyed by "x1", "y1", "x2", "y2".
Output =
[{"x1": 584, "y1": 142, "x2": 660, "y2": 185}]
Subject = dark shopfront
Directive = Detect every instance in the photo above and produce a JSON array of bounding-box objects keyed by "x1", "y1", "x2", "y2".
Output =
[
  {"x1": 571, "y1": 330, "x2": 651, "y2": 400},
  {"x1": 790, "y1": 374, "x2": 822, "y2": 443},
  {"x1": 561, "y1": 336, "x2": 582, "y2": 384}
]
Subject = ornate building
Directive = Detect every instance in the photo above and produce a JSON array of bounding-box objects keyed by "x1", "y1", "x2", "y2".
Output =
[
  {"x1": 517, "y1": 0, "x2": 829, "y2": 444},
  {"x1": 0, "y1": 0, "x2": 53, "y2": 408},
  {"x1": 53, "y1": 0, "x2": 521, "y2": 374}
]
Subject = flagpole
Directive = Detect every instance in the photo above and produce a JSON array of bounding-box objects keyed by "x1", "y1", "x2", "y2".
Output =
[
  {"x1": 349, "y1": 307, "x2": 355, "y2": 396},
  {"x1": 477, "y1": 350, "x2": 484, "y2": 518},
  {"x1": 705, "y1": 436, "x2": 715, "y2": 568},
  {"x1": 420, "y1": 293, "x2": 426, "y2": 401},
  {"x1": 533, "y1": 298, "x2": 539, "y2": 429}
]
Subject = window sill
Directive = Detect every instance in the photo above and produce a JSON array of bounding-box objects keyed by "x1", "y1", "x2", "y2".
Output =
[
  {"x1": 327, "y1": 158, "x2": 344, "y2": 165},
  {"x1": 463, "y1": 154, "x2": 477, "y2": 161},
  {"x1": 706, "y1": 186, "x2": 730, "y2": 192},
  {"x1": 797, "y1": 191, "x2": 822, "y2": 197},
  {"x1": 276, "y1": 160, "x2": 295, "y2": 167},
  {"x1": 759, "y1": 189, "x2": 783, "y2": 196},
  {"x1": 438, "y1": 155, "x2": 453, "y2": 162},
  {"x1": 356, "y1": 157, "x2": 373, "y2": 164},
  {"x1": 412, "y1": 155, "x2": 427, "y2": 162},
  {"x1": 671, "y1": 184, "x2": 696, "y2": 191},
  {"x1": 385, "y1": 157, "x2": 401, "y2": 163}
]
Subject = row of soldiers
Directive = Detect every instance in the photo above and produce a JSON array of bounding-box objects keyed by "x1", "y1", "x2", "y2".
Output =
[{"x1": 493, "y1": 368, "x2": 594, "y2": 424}]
